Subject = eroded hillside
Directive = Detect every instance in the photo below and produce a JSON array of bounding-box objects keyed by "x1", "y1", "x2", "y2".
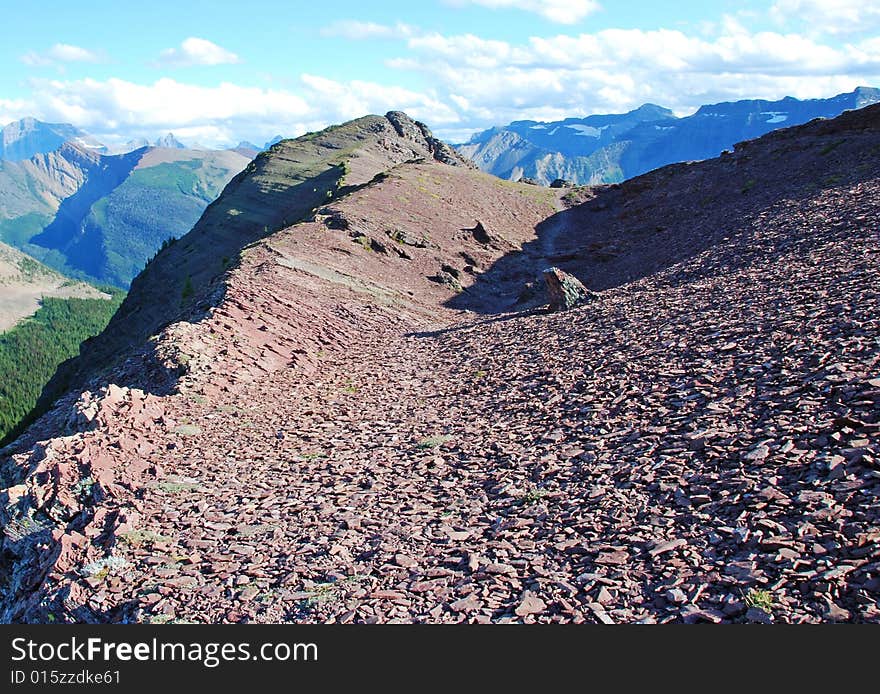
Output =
[{"x1": 0, "y1": 107, "x2": 877, "y2": 624}]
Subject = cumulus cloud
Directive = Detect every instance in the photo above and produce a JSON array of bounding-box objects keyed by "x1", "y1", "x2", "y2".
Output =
[
  {"x1": 0, "y1": 98, "x2": 34, "y2": 126},
  {"x1": 21, "y1": 43, "x2": 101, "y2": 67},
  {"x1": 771, "y1": 0, "x2": 880, "y2": 36},
  {"x1": 6, "y1": 14, "x2": 880, "y2": 147},
  {"x1": 391, "y1": 24, "x2": 880, "y2": 132},
  {"x1": 7, "y1": 75, "x2": 460, "y2": 148},
  {"x1": 320, "y1": 20, "x2": 417, "y2": 40},
  {"x1": 157, "y1": 38, "x2": 241, "y2": 67},
  {"x1": 447, "y1": 0, "x2": 601, "y2": 24}
]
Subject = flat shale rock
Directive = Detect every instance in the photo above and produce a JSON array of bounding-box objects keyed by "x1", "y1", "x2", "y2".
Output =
[{"x1": 515, "y1": 592, "x2": 547, "y2": 618}]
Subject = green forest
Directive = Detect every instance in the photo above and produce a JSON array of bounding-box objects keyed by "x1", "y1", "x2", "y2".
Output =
[{"x1": 0, "y1": 290, "x2": 124, "y2": 444}]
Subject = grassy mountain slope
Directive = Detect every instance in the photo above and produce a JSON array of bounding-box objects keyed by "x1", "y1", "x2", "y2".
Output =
[
  {"x1": 0, "y1": 145, "x2": 249, "y2": 288},
  {"x1": 0, "y1": 241, "x2": 108, "y2": 331}
]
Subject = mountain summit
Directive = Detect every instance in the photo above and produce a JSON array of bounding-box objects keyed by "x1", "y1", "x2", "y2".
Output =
[{"x1": 154, "y1": 133, "x2": 186, "y2": 149}]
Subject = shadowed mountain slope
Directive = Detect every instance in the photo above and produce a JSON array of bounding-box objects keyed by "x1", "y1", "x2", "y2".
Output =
[
  {"x1": 455, "y1": 102, "x2": 880, "y2": 313},
  {"x1": 0, "y1": 143, "x2": 250, "y2": 288},
  {"x1": 0, "y1": 107, "x2": 877, "y2": 625}
]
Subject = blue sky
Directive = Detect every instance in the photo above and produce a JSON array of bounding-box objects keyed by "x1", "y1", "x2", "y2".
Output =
[{"x1": 2, "y1": 0, "x2": 878, "y2": 146}]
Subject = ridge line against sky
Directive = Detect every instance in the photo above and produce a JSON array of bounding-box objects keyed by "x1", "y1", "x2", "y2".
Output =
[{"x1": 2, "y1": 0, "x2": 879, "y2": 147}]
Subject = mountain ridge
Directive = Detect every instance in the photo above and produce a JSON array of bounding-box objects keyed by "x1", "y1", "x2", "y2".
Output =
[
  {"x1": 0, "y1": 118, "x2": 107, "y2": 162},
  {"x1": 0, "y1": 106, "x2": 877, "y2": 624},
  {"x1": 31, "y1": 111, "x2": 481, "y2": 401},
  {"x1": 459, "y1": 87, "x2": 880, "y2": 185},
  {"x1": 0, "y1": 139, "x2": 251, "y2": 287}
]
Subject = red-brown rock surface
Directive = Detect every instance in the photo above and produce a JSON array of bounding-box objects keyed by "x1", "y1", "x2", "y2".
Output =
[{"x1": 1, "y1": 106, "x2": 878, "y2": 624}]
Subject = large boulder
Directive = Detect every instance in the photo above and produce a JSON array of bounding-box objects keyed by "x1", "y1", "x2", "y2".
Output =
[{"x1": 543, "y1": 267, "x2": 595, "y2": 311}]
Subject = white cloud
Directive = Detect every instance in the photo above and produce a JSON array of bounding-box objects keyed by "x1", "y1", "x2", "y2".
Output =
[
  {"x1": 49, "y1": 44, "x2": 101, "y2": 62},
  {"x1": 7, "y1": 75, "x2": 460, "y2": 148},
  {"x1": 387, "y1": 24, "x2": 880, "y2": 132},
  {"x1": 320, "y1": 20, "x2": 417, "y2": 40},
  {"x1": 5, "y1": 14, "x2": 880, "y2": 148},
  {"x1": 157, "y1": 38, "x2": 241, "y2": 67},
  {"x1": 300, "y1": 74, "x2": 460, "y2": 125},
  {"x1": 0, "y1": 98, "x2": 33, "y2": 126},
  {"x1": 20, "y1": 53, "x2": 52, "y2": 67},
  {"x1": 771, "y1": 0, "x2": 880, "y2": 36},
  {"x1": 21, "y1": 43, "x2": 101, "y2": 67},
  {"x1": 448, "y1": 0, "x2": 601, "y2": 24}
]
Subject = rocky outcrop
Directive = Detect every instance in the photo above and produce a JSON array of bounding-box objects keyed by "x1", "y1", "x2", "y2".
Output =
[
  {"x1": 385, "y1": 111, "x2": 473, "y2": 168},
  {"x1": 543, "y1": 267, "x2": 595, "y2": 311},
  {"x1": 470, "y1": 221, "x2": 494, "y2": 245}
]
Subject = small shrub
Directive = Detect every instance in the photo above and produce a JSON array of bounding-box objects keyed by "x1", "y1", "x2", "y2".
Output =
[
  {"x1": 520, "y1": 487, "x2": 549, "y2": 506},
  {"x1": 823, "y1": 174, "x2": 842, "y2": 186},
  {"x1": 172, "y1": 424, "x2": 202, "y2": 437},
  {"x1": 418, "y1": 435, "x2": 453, "y2": 449},
  {"x1": 181, "y1": 276, "x2": 194, "y2": 301},
  {"x1": 744, "y1": 588, "x2": 774, "y2": 612},
  {"x1": 72, "y1": 476, "x2": 96, "y2": 501},
  {"x1": 155, "y1": 478, "x2": 200, "y2": 494},
  {"x1": 820, "y1": 139, "x2": 845, "y2": 156},
  {"x1": 118, "y1": 530, "x2": 172, "y2": 548}
]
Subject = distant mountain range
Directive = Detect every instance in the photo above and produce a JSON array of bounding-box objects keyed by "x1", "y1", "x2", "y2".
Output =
[
  {"x1": 0, "y1": 117, "x2": 108, "y2": 161},
  {"x1": 458, "y1": 87, "x2": 880, "y2": 185},
  {"x1": 4, "y1": 87, "x2": 879, "y2": 290},
  {"x1": 0, "y1": 119, "x2": 253, "y2": 288}
]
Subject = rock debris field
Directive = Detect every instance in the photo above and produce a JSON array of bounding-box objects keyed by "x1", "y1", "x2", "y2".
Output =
[{"x1": 1, "y1": 107, "x2": 878, "y2": 624}]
